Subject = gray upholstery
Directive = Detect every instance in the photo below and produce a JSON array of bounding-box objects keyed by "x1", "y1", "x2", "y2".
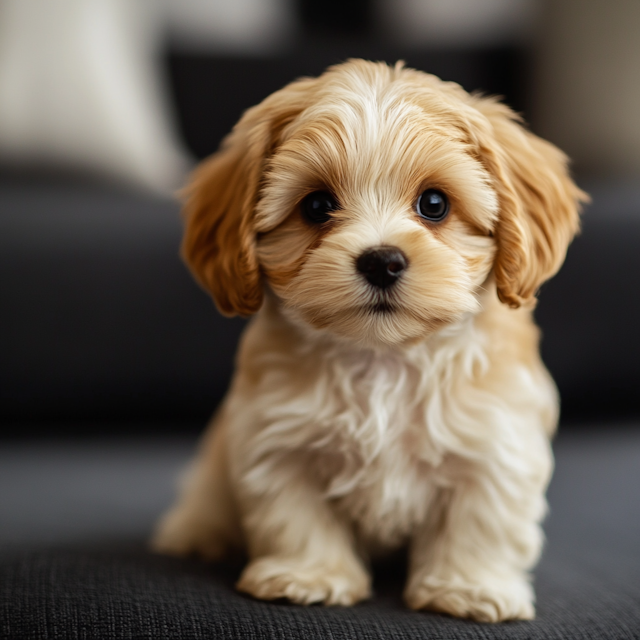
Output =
[
  {"x1": 2, "y1": 175, "x2": 640, "y2": 637},
  {"x1": 2, "y1": 429, "x2": 640, "y2": 639},
  {"x1": 0, "y1": 172, "x2": 245, "y2": 427},
  {"x1": 2, "y1": 429, "x2": 639, "y2": 552},
  {"x1": 2, "y1": 174, "x2": 640, "y2": 428}
]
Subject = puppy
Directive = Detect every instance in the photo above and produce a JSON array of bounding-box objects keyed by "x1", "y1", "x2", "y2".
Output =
[{"x1": 153, "y1": 59, "x2": 586, "y2": 622}]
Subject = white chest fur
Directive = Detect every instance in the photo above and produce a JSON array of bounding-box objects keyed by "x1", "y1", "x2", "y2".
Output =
[{"x1": 231, "y1": 312, "x2": 520, "y2": 551}]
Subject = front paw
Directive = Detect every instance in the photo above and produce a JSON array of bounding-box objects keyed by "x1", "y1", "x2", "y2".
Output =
[
  {"x1": 405, "y1": 575, "x2": 535, "y2": 622},
  {"x1": 237, "y1": 556, "x2": 371, "y2": 606}
]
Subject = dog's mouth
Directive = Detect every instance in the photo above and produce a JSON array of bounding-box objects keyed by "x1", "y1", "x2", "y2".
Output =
[
  {"x1": 360, "y1": 291, "x2": 400, "y2": 315},
  {"x1": 367, "y1": 302, "x2": 396, "y2": 314}
]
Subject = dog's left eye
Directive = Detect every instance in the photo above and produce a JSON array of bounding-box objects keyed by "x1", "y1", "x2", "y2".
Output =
[
  {"x1": 416, "y1": 189, "x2": 449, "y2": 222},
  {"x1": 301, "y1": 191, "x2": 338, "y2": 224}
]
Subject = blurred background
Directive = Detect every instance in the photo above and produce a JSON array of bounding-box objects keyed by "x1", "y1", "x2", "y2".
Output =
[
  {"x1": 1, "y1": 0, "x2": 639, "y2": 439},
  {"x1": 2, "y1": 4, "x2": 640, "y2": 632}
]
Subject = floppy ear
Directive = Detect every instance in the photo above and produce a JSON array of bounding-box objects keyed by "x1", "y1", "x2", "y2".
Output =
[
  {"x1": 473, "y1": 98, "x2": 588, "y2": 308},
  {"x1": 181, "y1": 138, "x2": 262, "y2": 316},
  {"x1": 181, "y1": 78, "x2": 317, "y2": 316}
]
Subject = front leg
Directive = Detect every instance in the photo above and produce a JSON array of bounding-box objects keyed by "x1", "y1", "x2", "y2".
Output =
[
  {"x1": 235, "y1": 459, "x2": 371, "y2": 606},
  {"x1": 405, "y1": 445, "x2": 551, "y2": 622}
]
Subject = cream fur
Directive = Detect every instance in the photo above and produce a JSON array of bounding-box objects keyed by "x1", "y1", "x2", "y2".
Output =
[{"x1": 153, "y1": 60, "x2": 586, "y2": 622}]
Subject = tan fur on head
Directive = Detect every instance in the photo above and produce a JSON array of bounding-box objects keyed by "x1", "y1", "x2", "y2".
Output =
[
  {"x1": 182, "y1": 59, "x2": 586, "y2": 320},
  {"x1": 156, "y1": 60, "x2": 585, "y2": 622}
]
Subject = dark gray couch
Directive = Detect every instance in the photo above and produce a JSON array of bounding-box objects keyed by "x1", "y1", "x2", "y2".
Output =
[
  {"x1": 1, "y1": 172, "x2": 640, "y2": 639},
  {"x1": 2, "y1": 428, "x2": 640, "y2": 639},
  {"x1": 3, "y1": 174, "x2": 640, "y2": 429}
]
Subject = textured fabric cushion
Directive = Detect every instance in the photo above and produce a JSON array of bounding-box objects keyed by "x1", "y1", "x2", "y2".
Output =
[
  {"x1": 1, "y1": 429, "x2": 640, "y2": 639},
  {"x1": 1, "y1": 542, "x2": 639, "y2": 640}
]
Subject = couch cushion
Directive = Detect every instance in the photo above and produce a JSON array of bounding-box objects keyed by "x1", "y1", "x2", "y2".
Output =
[
  {"x1": 1, "y1": 428, "x2": 639, "y2": 639},
  {"x1": 2, "y1": 176, "x2": 640, "y2": 430},
  {"x1": 0, "y1": 544, "x2": 640, "y2": 640},
  {"x1": 1, "y1": 540, "x2": 639, "y2": 640}
]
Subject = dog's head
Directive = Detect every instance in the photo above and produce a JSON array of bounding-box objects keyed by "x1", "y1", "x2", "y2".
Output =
[{"x1": 182, "y1": 60, "x2": 586, "y2": 347}]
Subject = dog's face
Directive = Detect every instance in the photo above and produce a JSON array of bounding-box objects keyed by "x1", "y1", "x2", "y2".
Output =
[
  {"x1": 254, "y1": 71, "x2": 500, "y2": 346},
  {"x1": 183, "y1": 60, "x2": 585, "y2": 347}
]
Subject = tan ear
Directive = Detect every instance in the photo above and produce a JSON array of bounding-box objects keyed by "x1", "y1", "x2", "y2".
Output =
[
  {"x1": 181, "y1": 77, "x2": 317, "y2": 316},
  {"x1": 473, "y1": 98, "x2": 588, "y2": 307},
  {"x1": 181, "y1": 136, "x2": 263, "y2": 316}
]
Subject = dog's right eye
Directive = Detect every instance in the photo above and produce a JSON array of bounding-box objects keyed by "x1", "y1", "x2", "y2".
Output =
[{"x1": 301, "y1": 191, "x2": 338, "y2": 224}]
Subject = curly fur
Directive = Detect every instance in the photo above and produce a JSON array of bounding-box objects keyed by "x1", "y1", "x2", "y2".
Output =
[{"x1": 153, "y1": 60, "x2": 587, "y2": 622}]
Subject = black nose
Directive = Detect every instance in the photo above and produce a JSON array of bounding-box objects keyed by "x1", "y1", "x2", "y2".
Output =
[{"x1": 356, "y1": 247, "x2": 408, "y2": 289}]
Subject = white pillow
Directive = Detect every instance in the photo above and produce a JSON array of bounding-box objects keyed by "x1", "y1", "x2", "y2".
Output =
[{"x1": 0, "y1": 0, "x2": 191, "y2": 194}]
